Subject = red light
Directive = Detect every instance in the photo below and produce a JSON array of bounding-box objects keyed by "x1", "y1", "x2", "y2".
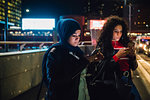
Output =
[{"x1": 90, "y1": 20, "x2": 106, "y2": 30}]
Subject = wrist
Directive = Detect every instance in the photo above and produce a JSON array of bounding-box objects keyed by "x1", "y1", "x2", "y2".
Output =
[
  {"x1": 113, "y1": 55, "x2": 119, "y2": 62},
  {"x1": 115, "y1": 53, "x2": 120, "y2": 59}
]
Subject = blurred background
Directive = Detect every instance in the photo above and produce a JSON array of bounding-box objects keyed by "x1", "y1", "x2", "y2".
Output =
[{"x1": 0, "y1": 0, "x2": 150, "y2": 100}]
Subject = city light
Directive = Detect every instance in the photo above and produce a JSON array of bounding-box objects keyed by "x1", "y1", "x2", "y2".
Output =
[
  {"x1": 26, "y1": 9, "x2": 30, "y2": 12},
  {"x1": 22, "y1": 18, "x2": 55, "y2": 30},
  {"x1": 90, "y1": 20, "x2": 106, "y2": 30}
]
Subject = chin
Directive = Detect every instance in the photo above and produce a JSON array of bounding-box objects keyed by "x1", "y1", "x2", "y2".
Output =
[
  {"x1": 74, "y1": 45, "x2": 78, "y2": 47},
  {"x1": 73, "y1": 44, "x2": 78, "y2": 47},
  {"x1": 114, "y1": 39, "x2": 119, "y2": 41}
]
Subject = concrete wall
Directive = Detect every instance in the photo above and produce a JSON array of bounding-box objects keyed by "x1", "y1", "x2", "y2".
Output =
[
  {"x1": 0, "y1": 50, "x2": 46, "y2": 100},
  {"x1": 0, "y1": 45, "x2": 94, "y2": 100}
]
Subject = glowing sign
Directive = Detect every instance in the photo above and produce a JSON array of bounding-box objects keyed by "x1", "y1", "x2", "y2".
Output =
[
  {"x1": 22, "y1": 18, "x2": 55, "y2": 30},
  {"x1": 90, "y1": 20, "x2": 106, "y2": 30}
]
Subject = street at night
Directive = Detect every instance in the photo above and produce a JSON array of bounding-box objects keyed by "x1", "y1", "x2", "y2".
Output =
[
  {"x1": 1, "y1": 0, "x2": 150, "y2": 100},
  {"x1": 133, "y1": 54, "x2": 150, "y2": 100}
]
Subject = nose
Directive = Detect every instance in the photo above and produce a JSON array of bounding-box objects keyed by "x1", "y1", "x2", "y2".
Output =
[
  {"x1": 75, "y1": 36, "x2": 80, "y2": 40},
  {"x1": 117, "y1": 32, "x2": 122, "y2": 36}
]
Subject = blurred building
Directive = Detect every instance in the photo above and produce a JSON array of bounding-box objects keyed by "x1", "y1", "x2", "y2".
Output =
[
  {"x1": 0, "y1": 0, "x2": 22, "y2": 27},
  {"x1": 0, "y1": 0, "x2": 22, "y2": 40},
  {"x1": 81, "y1": 0, "x2": 124, "y2": 19},
  {"x1": 131, "y1": 3, "x2": 150, "y2": 33},
  {"x1": 80, "y1": 0, "x2": 124, "y2": 41}
]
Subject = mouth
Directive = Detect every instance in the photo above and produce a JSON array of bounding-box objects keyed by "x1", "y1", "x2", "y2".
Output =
[{"x1": 115, "y1": 39, "x2": 119, "y2": 41}]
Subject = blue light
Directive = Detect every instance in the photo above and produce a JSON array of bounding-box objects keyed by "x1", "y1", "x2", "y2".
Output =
[{"x1": 22, "y1": 18, "x2": 55, "y2": 30}]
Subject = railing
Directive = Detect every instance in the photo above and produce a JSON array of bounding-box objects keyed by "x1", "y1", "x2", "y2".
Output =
[
  {"x1": 0, "y1": 41, "x2": 92, "y2": 52},
  {"x1": 0, "y1": 41, "x2": 56, "y2": 51}
]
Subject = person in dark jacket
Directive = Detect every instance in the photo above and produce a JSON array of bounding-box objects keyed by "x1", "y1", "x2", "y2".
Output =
[
  {"x1": 90, "y1": 16, "x2": 141, "y2": 100},
  {"x1": 42, "y1": 18, "x2": 101, "y2": 100}
]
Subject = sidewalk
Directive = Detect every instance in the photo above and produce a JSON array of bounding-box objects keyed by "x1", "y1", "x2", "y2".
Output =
[
  {"x1": 136, "y1": 55, "x2": 150, "y2": 87},
  {"x1": 11, "y1": 83, "x2": 47, "y2": 100}
]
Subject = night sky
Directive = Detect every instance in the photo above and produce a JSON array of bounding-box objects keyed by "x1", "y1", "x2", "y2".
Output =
[
  {"x1": 22, "y1": 0, "x2": 150, "y2": 18},
  {"x1": 22, "y1": 0, "x2": 84, "y2": 18}
]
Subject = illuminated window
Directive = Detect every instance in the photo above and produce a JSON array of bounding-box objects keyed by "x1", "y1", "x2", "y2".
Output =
[
  {"x1": 8, "y1": 10, "x2": 11, "y2": 13},
  {"x1": 8, "y1": 14, "x2": 10, "y2": 17},
  {"x1": 101, "y1": 4, "x2": 104, "y2": 6},
  {"x1": 8, "y1": 2, "x2": 11, "y2": 6},
  {"x1": 10, "y1": 19, "x2": 13, "y2": 22},
  {"x1": 134, "y1": 22, "x2": 136, "y2": 25},
  {"x1": 0, "y1": 7, "x2": 2, "y2": 10},
  {"x1": 138, "y1": 22, "x2": 140, "y2": 24},
  {"x1": 2, "y1": 0, "x2": 5, "y2": 3},
  {"x1": 2, "y1": 8, "x2": 4, "y2": 11},
  {"x1": 143, "y1": 22, "x2": 145, "y2": 24}
]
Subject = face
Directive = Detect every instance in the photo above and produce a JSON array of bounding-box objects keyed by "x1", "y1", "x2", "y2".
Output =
[
  {"x1": 112, "y1": 25, "x2": 123, "y2": 41},
  {"x1": 68, "y1": 30, "x2": 81, "y2": 47}
]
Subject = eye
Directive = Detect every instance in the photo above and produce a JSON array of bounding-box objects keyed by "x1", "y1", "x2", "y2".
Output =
[
  {"x1": 72, "y1": 35, "x2": 81, "y2": 37},
  {"x1": 113, "y1": 30, "x2": 122, "y2": 33},
  {"x1": 113, "y1": 30, "x2": 118, "y2": 33},
  {"x1": 72, "y1": 35, "x2": 77, "y2": 37}
]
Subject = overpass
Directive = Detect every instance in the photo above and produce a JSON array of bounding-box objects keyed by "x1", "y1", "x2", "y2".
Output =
[{"x1": 0, "y1": 41, "x2": 150, "y2": 100}]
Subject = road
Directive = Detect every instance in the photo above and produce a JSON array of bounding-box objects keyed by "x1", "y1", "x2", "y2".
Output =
[{"x1": 133, "y1": 53, "x2": 150, "y2": 100}]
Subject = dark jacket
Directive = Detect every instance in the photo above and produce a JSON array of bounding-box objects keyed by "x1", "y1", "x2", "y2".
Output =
[
  {"x1": 99, "y1": 47, "x2": 138, "y2": 81},
  {"x1": 88, "y1": 46, "x2": 138, "y2": 100},
  {"x1": 43, "y1": 43, "x2": 89, "y2": 100}
]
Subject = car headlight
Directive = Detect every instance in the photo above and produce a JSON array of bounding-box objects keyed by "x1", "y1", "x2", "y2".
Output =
[
  {"x1": 143, "y1": 45, "x2": 147, "y2": 51},
  {"x1": 139, "y1": 44, "x2": 143, "y2": 47}
]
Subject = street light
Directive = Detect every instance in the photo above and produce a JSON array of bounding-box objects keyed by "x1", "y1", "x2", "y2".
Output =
[
  {"x1": 129, "y1": 3, "x2": 132, "y2": 34},
  {"x1": 26, "y1": 9, "x2": 30, "y2": 13}
]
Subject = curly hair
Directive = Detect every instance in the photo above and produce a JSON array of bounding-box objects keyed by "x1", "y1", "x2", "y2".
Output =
[{"x1": 97, "y1": 15, "x2": 130, "y2": 56}]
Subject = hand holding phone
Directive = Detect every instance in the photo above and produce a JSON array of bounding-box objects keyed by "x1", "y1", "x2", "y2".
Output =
[
  {"x1": 115, "y1": 48, "x2": 129, "y2": 58},
  {"x1": 127, "y1": 41, "x2": 136, "y2": 57}
]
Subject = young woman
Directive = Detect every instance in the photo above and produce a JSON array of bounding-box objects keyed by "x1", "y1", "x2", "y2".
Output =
[
  {"x1": 42, "y1": 18, "x2": 101, "y2": 100},
  {"x1": 91, "y1": 16, "x2": 141, "y2": 100}
]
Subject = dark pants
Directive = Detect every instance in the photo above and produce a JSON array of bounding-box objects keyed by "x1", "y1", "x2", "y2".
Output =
[{"x1": 121, "y1": 76, "x2": 141, "y2": 100}]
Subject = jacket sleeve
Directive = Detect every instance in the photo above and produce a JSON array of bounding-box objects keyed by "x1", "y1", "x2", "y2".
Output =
[
  {"x1": 46, "y1": 47, "x2": 70, "y2": 86},
  {"x1": 107, "y1": 57, "x2": 120, "y2": 71},
  {"x1": 46, "y1": 47, "x2": 88, "y2": 86},
  {"x1": 128, "y1": 56, "x2": 138, "y2": 71},
  {"x1": 72, "y1": 55, "x2": 89, "y2": 79},
  {"x1": 100, "y1": 51, "x2": 120, "y2": 72}
]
